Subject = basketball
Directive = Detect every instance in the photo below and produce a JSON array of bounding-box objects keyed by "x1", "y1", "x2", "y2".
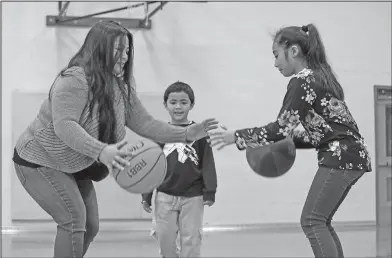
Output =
[
  {"x1": 246, "y1": 137, "x2": 296, "y2": 178},
  {"x1": 112, "y1": 137, "x2": 167, "y2": 194}
]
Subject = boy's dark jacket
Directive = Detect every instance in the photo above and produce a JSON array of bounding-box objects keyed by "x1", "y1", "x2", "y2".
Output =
[{"x1": 141, "y1": 122, "x2": 217, "y2": 206}]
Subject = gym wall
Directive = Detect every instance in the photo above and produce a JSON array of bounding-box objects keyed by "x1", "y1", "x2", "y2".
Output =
[{"x1": 2, "y1": 2, "x2": 391, "y2": 228}]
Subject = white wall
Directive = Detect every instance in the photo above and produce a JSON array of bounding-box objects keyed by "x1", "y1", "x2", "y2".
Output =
[{"x1": 2, "y1": 2, "x2": 391, "y2": 227}]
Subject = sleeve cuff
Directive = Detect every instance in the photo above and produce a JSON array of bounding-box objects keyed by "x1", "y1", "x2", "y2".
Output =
[
  {"x1": 141, "y1": 194, "x2": 153, "y2": 206},
  {"x1": 234, "y1": 131, "x2": 247, "y2": 150},
  {"x1": 203, "y1": 192, "x2": 216, "y2": 202}
]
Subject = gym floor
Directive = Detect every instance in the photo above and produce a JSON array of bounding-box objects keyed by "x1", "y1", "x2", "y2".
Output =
[{"x1": 2, "y1": 221, "x2": 383, "y2": 257}]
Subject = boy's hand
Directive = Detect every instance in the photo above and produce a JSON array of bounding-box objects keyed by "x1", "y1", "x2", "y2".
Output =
[
  {"x1": 204, "y1": 200, "x2": 214, "y2": 207},
  {"x1": 142, "y1": 201, "x2": 152, "y2": 213}
]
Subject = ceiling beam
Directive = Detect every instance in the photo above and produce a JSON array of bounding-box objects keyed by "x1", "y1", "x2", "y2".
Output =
[{"x1": 46, "y1": 1, "x2": 169, "y2": 29}]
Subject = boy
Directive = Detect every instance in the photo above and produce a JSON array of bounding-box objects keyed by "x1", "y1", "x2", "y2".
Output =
[{"x1": 141, "y1": 81, "x2": 217, "y2": 258}]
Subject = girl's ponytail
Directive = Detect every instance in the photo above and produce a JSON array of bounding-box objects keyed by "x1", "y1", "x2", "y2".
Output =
[{"x1": 305, "y1": 24, "x2": 345, "y2": 101}]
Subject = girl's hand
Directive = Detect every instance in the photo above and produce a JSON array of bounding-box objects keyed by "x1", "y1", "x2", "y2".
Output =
[{"x1": 207, "y1": 125, "x2": 236, "y2": 150}]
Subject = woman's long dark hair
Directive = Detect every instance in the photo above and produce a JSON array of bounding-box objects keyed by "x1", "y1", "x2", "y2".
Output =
[{"x1": 49, "y1": 21, "x2": 135, "y2": 144}]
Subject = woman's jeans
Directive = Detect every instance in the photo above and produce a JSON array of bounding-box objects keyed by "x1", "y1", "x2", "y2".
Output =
[
  {"x1": 301, "y1": 166, "x2": 365, "y2": 258},
  {"x1": 14, "y1": 163, "x2": 100, "y2": 258}
]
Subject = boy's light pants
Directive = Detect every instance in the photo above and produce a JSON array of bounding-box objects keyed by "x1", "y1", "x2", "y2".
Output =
[{"x1": 151, "y1": 191, "x2": 204, "y2": 258}]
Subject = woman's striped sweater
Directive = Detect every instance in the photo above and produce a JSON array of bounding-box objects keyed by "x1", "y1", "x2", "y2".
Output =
[{"x1": 15, "y1": 67, "x2": 187, "y2": 173}]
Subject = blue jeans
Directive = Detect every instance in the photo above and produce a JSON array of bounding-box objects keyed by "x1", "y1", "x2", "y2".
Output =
[
  {"x1": 151, "y1": 192, "x2": 204, "y2": 258},
  {"x1": 14, "y1": 164, "x2": 100, "y2": 258},
  {"x1": 300, "y1": 166, "x2": 365, "y2": 258}
]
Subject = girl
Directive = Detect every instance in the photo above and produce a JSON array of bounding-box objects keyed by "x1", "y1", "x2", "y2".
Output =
[
  {"x1": 208, "y1": 24, "x2": 371, "y2": 258},
  {"x1": 12, "y1": 21, "x2": 218, "y2": 258}
]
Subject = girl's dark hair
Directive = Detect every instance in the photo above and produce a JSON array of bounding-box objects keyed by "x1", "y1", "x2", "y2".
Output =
[
  {"x1": 49, "y1": 21, "x2": 135, "y2": 144},
  {"x1": 274, "y1": 23, "x2": 344, "y2": 100}
]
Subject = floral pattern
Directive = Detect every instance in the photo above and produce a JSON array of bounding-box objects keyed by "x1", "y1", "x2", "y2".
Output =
[
  {"x1": 277, "y1": 110, "x2": 300, "y2": 136},
  {"x1": 234, "y1": 68, "x2": 372, "y2": 172},
  {"x1": 327, "y1": 141, "x2": 348, "y2": 160},
  {"x1": 321, "y1": 95, "x2": 358, "y2": 126}
]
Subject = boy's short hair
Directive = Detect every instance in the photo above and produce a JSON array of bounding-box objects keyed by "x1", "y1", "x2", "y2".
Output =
[{"x1": 164, "y1": 81, "x2": 195, "y2": 104}]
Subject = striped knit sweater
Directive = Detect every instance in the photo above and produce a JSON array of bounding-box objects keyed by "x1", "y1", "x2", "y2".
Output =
[{"x1": 15, "y1": 67, "x2": 187, "y2": 173}]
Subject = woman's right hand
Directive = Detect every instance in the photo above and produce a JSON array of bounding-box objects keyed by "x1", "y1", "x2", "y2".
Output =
[{"x1": 98, "y1": 140, "x2": 132, "y2": 172}]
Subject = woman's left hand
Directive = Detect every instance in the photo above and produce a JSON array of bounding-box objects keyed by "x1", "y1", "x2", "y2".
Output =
[
  {"x1": 186, "y1": 118, "x2": 219, "y2": 141},
  {"x1": 207, "y1": 126, "x2": 236, "y2": 150}
]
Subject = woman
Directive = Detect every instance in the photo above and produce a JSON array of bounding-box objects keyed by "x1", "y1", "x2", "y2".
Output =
[
  {"x1": 12, "y1": 21, "x2": 218, "y2": 258},
  {"x1": 208, "y1": 24, "x2": 371, "y2": 258}
]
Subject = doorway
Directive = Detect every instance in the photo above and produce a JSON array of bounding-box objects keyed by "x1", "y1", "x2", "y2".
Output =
[{"x1": 374, "y1": 85, "x2": 392, "y2": 258}]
